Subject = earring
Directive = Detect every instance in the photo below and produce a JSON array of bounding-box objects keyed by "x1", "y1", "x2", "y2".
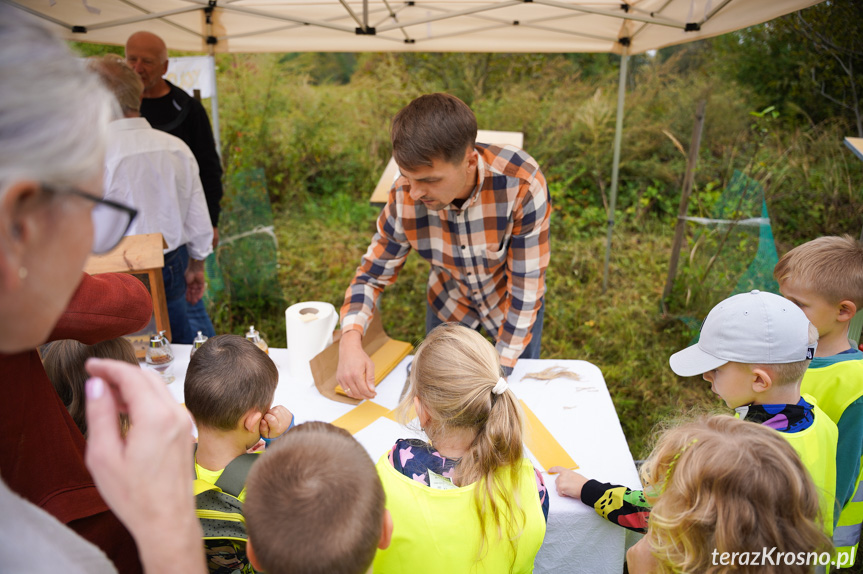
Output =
[{"x1": 18, "y1": 267, "x2": 28, "y2": 280}]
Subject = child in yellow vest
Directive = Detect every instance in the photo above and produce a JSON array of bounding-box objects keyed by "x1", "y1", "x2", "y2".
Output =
[
  {"x1": 554, "y1": 291, "x2": 838, "y2": 547},
  {"x1": 625, "y1": 415, "x2": 833, "y2": 574},
  {"x1": 185, "y1": 335, "x2": 294, "y2": 574},
  {"x1": 243, "y1": 422, "x2": 393, "y2": 574},
  {"x1": 373, "y1": 323, "x2": 548, "y2": 573},
  {"x1": 776, "y1": 235, "x2": 863, "y2": 568}
]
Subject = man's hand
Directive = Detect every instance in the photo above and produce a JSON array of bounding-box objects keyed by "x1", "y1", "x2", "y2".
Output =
[
  {"x1": 337, "y1": 330, "x2": 377, "y2": 399},
  {"x1": 185, "y1": 259, "x2": 205, "y2": 304},
  {"x1": 260, "y1": 405, "x2": 293, "y2": 440},
  {"x1": 212, "y1": 227, "x2": 219, "y2": 249},
  {"x1": 548, "y1": 467, "x2": 590, "y2": 500}
]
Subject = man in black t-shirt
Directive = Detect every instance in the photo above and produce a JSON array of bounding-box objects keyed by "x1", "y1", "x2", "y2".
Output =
[
  {"x1": 125, "y1": 32, "x2": 223, "y2": 242},
  {"x1": 126, "y1": 31, "x2": 220, "y2": 338}
]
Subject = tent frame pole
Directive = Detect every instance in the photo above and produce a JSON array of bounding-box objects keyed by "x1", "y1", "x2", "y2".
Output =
[
  {"x1": 206, "y1": 11, "x2": 222, "y2": 159},
  {"x1": 602, "y1": 46, "x2": 628, "y2": 293}
]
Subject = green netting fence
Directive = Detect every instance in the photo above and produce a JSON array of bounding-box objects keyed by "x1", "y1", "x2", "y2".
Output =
[
  {"x1": 668, "y1": 170, "x2": 781, "y2": 338},
  {"x1": 205, "y1": 168, "x2": 283, "y2": 311}
]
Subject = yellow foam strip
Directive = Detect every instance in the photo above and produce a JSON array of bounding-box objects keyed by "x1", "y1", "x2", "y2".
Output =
[
  {"x1": 330, "y1": 401, "x2": 391, "y2": 435},
  {"x1": 384, "y1": 405, "x2": 416, "y2": 423},
  {"x1": 373, "y1": 340, "x2": 413, "y2": 384},
  {"x1": 335, "y1": 339, "x2": 412, "y2": 396},
  {"x1": 520, "y1": 399, "x2": 579, "y2": 471}
]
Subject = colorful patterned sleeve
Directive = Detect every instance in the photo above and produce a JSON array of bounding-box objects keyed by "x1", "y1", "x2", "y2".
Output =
[
  {"x1": 340, "y1": 186, "x2": 413, "y2": 335},
  {"x1": 496, "y1": 170, "x2": 551, "y2": 370},
  {"x1": 580, "y1": 479, "x2": 651, "y2": 534},
  {"x1": 534, "y1": 467, "x2": 550, "y2": 522}
]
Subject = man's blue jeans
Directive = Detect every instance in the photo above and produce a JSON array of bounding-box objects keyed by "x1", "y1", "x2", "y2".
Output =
[
  {"x1": 425, "y1": 298, "x2": 545, "y2": 376},
  {"x1": 163, "y1": 245, "x2": 216, "y2": 344}
]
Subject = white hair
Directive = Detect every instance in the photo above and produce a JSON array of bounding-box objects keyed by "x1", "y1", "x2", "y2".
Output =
[{"x1": 0, "y1": 6, "x2": 119, "y2": 194}]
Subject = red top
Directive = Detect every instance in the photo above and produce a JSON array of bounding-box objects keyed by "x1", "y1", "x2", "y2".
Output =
[{"x1": 0, "y1": 272, "x2": 153, "y2": 573}]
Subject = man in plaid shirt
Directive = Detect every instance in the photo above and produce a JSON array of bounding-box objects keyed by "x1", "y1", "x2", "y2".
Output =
[{"x1": 337, "y1": 93, "x2": 551, "y2": 399}]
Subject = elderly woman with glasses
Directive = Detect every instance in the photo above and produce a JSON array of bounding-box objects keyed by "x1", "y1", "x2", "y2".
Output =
[{"x1": 0, "y1": 8, "x2": 206, "y2": 574}]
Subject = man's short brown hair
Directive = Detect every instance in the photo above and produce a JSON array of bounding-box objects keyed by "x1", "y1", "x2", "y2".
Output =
[
  {"x1": 774, "y1": 234, "x2": 863, "y2": 309},
  {"x1": 391, "y1": 92, "x2": 477, "y2": 171},
  {"x1": 244, "y1": 422, "x2": 386, "y2": 574},
  {"x1": 184, "y1": 335, "x2": 278, "y2": 430}
]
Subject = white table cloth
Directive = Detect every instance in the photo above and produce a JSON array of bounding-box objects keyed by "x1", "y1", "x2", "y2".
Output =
[{"x1": 163, "y1": 346, "x2": 641, "y2": 574}]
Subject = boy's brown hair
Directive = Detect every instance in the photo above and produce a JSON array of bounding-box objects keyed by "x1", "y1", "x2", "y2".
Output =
[
  {"x1": 244, "y1": 422, "x2": 385, "y2": 574},
  {"x1": 756, "y1": 322, "x2": 820, "y2": 387},
  {"x1": 391, "y1": 93, "x2": 477, "y2": 171},
  {"x1": 184, "y1": 335, "x2": 278, "y2": 431},
  {"x1": 774, "y1": 234, "x2": 863, "y2": 309}
]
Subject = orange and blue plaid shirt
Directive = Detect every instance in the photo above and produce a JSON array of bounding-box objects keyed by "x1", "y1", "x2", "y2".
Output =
[{"x1": 340, "y1": 143, "x2": 551, "y2": 369}]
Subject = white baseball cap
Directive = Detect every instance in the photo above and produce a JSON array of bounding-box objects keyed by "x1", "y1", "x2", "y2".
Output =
[{"x1": 669, "y1": 290, "x2": 817, "y2": 377}]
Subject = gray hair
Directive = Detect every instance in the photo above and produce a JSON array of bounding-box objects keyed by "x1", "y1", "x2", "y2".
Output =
[
  {"x1": 0, "y1": 6, "x2": 119, "y2": 194},
  {"x1": 87, "y1": 54, "x2": 143, "y2": 115}
]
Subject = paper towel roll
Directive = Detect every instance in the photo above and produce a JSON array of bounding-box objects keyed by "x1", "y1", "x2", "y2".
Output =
[{"x1": 285, "y1": 301, "x2": 338, "y2": 381}]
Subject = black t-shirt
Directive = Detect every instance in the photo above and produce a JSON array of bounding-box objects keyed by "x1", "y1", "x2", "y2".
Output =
[{"x1": 140, "y1": 81, "x2": 224, "y2": 227}]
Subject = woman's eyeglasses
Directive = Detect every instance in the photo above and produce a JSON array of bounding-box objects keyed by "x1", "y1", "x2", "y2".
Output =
[{"x1": 44, "y1": 185, "x2": 138, "y2": 254}]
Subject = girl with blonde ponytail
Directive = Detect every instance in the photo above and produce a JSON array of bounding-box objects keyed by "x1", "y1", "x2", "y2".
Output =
[{"x1": 372, "y1": 323, "x2": 548, "y2": 573}]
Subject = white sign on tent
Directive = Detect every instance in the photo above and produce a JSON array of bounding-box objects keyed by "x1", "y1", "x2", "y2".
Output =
[{"x1": 165, "y1": 56, "x2": 214, "y2": 99}]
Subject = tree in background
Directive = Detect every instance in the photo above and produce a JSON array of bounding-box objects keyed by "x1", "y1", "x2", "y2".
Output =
[
  {"x1": 711, "y1": 0, "x2": 862, "y2": 135},
  {"x1": 791, "y1": 0, "x2": 863, "y2": 136}
]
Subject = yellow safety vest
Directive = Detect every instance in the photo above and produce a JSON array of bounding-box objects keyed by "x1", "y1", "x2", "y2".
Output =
[
  {"x1": 782, "y1": 398, "x2": 838, "y2": 537},
  {"x1": 373, "y1": 455, "x2": 546, "y2": 574},
  {"x1": 735, "y1": 397, "x2": 838, "y2": 539},
  {"x1": 803, "y1": 361, "x2": 863, "y2": 569}
]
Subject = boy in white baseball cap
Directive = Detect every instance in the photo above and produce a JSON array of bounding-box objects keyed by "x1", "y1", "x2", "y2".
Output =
[
  {"x1": 552, "y1": 290, "x2": 839, "y2": 546},
  {"x1": 670, "y1": 290, "x2": 837, "y2": 538}
]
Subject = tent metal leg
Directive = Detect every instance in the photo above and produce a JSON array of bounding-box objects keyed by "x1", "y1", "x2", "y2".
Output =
[
  {"x1": 209, "y1": 53, "x2": 221, "y2": 159},
  {"x1": 603, "y1": 46, "x2": 628, "y2": 292}
]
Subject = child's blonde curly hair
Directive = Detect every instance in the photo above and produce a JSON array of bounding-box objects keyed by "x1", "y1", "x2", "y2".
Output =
[{"x1": 641, "y1": 415, "x2": 833, "y2": 574}]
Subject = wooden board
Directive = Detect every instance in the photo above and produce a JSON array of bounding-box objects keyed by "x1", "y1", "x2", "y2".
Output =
[
  {"x1": 84, "y1": 233, "x2": 167, "y2": 274},
  {"x1": 83, "y1": 233, "x2": 172, "y2": 352}
]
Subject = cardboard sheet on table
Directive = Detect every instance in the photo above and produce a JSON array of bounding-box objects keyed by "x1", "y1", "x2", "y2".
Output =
[
  {"x1": 334, "y1": 339, "x2": 412, "y2": 397},
  {"x1": 311, "y1": 312, "x2": 413, "y2": 405},
  {"x1": 520, "y1": 399, "x2": 579, "y2": 471}
]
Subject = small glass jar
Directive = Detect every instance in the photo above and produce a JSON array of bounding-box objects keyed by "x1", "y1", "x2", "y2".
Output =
[
  {"x1": 146, "y1": 330, "x2": 175, "y2": 383},
  {"x1": 190, "y1": 330, "x2": 208, "y2": 357},
  {"x1": 245, "y1": 325, "x2": 268, "y2": 354}
]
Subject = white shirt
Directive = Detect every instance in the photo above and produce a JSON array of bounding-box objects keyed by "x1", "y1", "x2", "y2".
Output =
[
  {"x1": 104, "y1": 117, "x2": 213, "y2": 260},
  {"x1": 0, "y1": 475, "x2": 117, "y2": 573}
]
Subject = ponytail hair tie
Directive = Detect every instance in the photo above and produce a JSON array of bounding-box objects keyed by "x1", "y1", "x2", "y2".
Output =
[{"x1": 492, "y1": 377, "x2": 508, "y2": 395}]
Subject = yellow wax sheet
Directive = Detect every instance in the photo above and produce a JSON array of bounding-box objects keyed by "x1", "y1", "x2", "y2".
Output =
[
  {"x1": 330, "y1": 401, "x2": 391, "y2": 435},
  {"x1": 335, "y1": 339, "x2": 413, "y2": 396},
  {"x1": 520, "y1": 399, "x2": 579, "y2": 471},
  {"x1": 383, "y1": 405, "x2": 416, "y2": 423}
]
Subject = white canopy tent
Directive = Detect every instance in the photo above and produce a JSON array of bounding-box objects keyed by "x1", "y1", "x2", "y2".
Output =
[{"x1": 6, "y1": 0, "x2": 822, "y2": 288}]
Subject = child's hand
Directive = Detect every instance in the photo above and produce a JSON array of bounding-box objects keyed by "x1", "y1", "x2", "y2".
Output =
[
  {"x1": 549, "y1": 467, "x2": 589, "y2": 500},
  {"x1": 260, "y1": 405, "x2": 293, "y2": 440}
]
